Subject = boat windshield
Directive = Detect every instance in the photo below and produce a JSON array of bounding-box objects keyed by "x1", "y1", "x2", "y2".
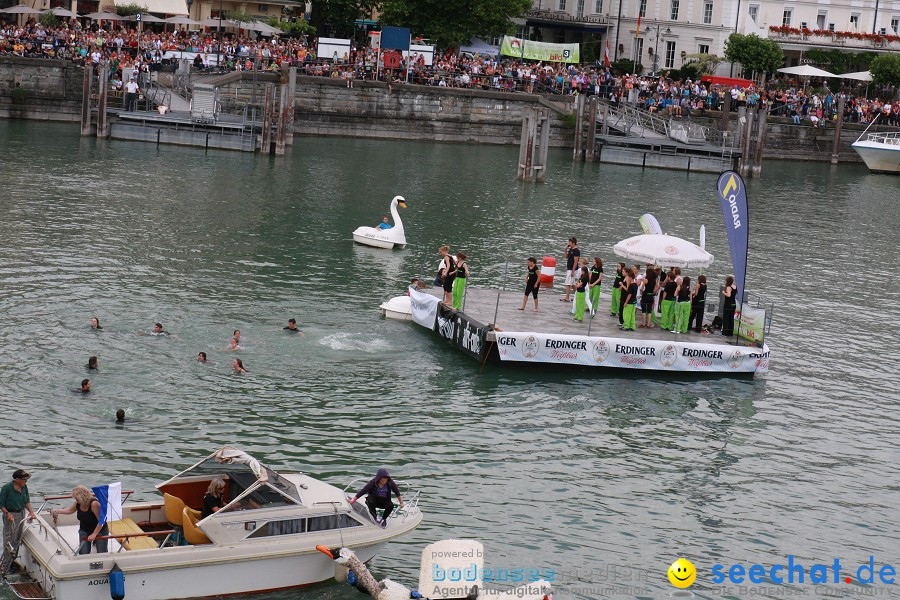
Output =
[{"x1": 219, "y1": 481, "x2": 302, "y2": 513}]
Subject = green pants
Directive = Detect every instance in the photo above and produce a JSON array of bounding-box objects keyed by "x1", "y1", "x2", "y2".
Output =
[
  {"x1": 452, "y1": 277, "x2": 466, "y2": 310},
  {"x1": 660, "y1": 299, "x2": 675, "y2": 329},
  {"x1": 574, "y1": 291, "x2": 586, "y2": 321},
  {"x1": 589, "y1": 285, "x2": 601, "y2": 314},
  {"x1": 623, "y1": 304, "x2": 636, "y2": 330},
  {"x1": 675, "y1": 301, "x2": 691, "y2": 333},
  {"x1": 610, "y1": 287, "x2": 621, "y2": 315}
]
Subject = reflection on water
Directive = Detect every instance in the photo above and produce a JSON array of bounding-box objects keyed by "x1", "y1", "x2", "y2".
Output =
[{"x1": 0, "y1": 121, "x2": 898, "y2": 599}]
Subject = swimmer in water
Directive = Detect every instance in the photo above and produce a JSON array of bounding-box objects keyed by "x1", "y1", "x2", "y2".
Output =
[
  {"x1": 115, "y1": 409, "x2": 125, "y2": 423},
  {"x1": 150, "y1": 323, "x2": 168, "y2": 336},
  {"x1": 225, "y1": 337, "x2": 241, "y2": 351},
  {"x1": 233, "y1": 358, "x2": 247, "y2": 373},
  {"x1": 233, "y1": 329, "x2": 241, "y2": 342},
  {"x1": 90, "y1": 317, "x2": 102, "y2": 330},
  {"x1": 87, "y1": 356, "x2": 99, "y2": 370},
  {"x1": 197, "y1": 352, "x2": 207, "y2": 363},
  {"x1": 80, "y1": 379, "x2": 91, "y2": 393},
  {"x1": 284, "y1": 318, "x2": 303, "y2": 335}
]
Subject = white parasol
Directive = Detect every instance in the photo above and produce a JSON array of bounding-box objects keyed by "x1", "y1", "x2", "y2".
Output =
[
  {"x1": 0, "y1": 5, "x2": 43, "y2": 13},
  {"x1": 777, "y1": 65, "x2": 837, "y2": 78},
  {"x1": 837, "y1": 70, "x2": 873, "y2": 82},
  {"x1": 42, "y1": 7, "x2": 78, "y2": 16},
  {"x1": 130, "y1": 13, "x2": 165, "y2": 22},
  {"x1": 85, "y1": 11, "x2": 127, "y2": 20},
  {"x1": 613, "y1": 233, "x2": 714, "y2": 269},
  {"x1": 164, "y1": 15, "x2": 200, "y2": 25}
]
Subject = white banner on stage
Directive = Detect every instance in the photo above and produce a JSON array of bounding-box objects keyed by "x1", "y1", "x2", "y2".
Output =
[
  {"x1": 408, "y1": 288, "x2": 441, "y2": 330},
  {"x1": 494, "y1": 332, "x2": 769, "y2": 374}
]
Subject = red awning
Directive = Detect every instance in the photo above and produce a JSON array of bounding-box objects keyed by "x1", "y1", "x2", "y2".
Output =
[{"x1": 701, "y1": 75, "x2": 755, "y2": 88}]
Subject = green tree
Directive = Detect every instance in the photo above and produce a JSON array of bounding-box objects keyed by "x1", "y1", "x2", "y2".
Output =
[
  {"x1": 310, "y1": 0, "x2": 380, "y2": 39},
  {"x1": 224, "y1": 10, "x2": 255, "y2": 23},
  {"x1": 724, "y1": 33, "x2": 784, "y2": 77},
  {"x1": 268, "y1": 17, "x2": 317, "y2": 36},
  {"x1": 683, "y1": 53, "x2": 723, "y2": 75},
  {"x1": 610, "y1": 58, "x2": 642, "y2": 75},
  {"x1": 379, "y1": 0, "x2": 532, "y2": 49},
  {"x1": 114, "y1": 2, "x2": 148, "y2": 16},
  {"x1": 869, "y1": 53, "x2": 900, "y2": 87}
]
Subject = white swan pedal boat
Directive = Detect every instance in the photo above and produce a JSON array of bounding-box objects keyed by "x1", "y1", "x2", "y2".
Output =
[
  {"x1": 352, "y1": 196, "x2": 408, "y2": 249},
  {"x1": 9, "y1": 446, "x2": 423, "y2": 600}
]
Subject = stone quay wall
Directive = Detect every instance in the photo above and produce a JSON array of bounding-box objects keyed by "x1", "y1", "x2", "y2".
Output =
[{"x1": 0, "y1": 57, "x2": 83, "y2": 121}]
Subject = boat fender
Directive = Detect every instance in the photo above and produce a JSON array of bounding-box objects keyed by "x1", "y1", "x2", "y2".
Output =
[
  {"x1": 109, "y1": 564, "x2": 125, "y2": 600},
  {"x1": 409, "y1": 591, "x2": 424, "y2": 599},
  {"x1": 334, "y1": 562, "x2": 349, "y2": 583}
]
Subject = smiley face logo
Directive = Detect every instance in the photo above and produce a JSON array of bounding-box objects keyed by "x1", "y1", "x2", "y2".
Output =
[{"x1": 667, "y1": 558, "x2": 696, "y2": 588}]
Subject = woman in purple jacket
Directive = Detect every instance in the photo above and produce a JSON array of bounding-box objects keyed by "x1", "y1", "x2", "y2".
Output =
[{"x1": 348, "y1": 468, "x2": 405, "y2": 528}]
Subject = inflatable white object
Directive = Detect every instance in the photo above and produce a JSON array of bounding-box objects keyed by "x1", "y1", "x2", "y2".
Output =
[
  {"x1": 379, "y1": 295, "x2": 413, "y2": 320},
  {"x1": 352, "y1": 196, "x2": 408, "y2": 249}
]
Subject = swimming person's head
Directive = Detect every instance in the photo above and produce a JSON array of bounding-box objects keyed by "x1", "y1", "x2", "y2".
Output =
[
  {"x1": 115, "y1": 409, "x2": 125, "y2": 423},
  {"x1": 233, "y1": 358, "x2": 246, "y2": 372},
  {"x1": 81, "y1": 379, "x2": 91, "y2": 393},
  {"x1": 87, "y1": 356, "x2": 98, "y2": 369},
  {"x1": 197, "y1": 352, "x2": 207, "y2": 363},
  {"x1": 153, "y1": 323, "x2": 163, "y2": 333},
  {"x1": 90, "y1": 317, "x2": 101, "y2": 329}
]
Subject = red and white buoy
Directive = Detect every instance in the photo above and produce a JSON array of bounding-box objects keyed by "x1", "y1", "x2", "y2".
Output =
[{"x1": 539, "y1": 256, "x2": 556, "y2": 288}]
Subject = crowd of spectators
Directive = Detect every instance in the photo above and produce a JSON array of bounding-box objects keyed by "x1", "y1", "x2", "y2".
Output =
[{"x1": 2, "y1": 17, "x2": 897, "y2": 126}]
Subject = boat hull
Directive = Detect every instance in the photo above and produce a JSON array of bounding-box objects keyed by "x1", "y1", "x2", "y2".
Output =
[
  {"x1": 352, "y1": 232, "x2": 396, "y2": 249},
  {"x1": 18, "y1": 538, "x2": 384, "y2": 600},
  {"x1": 852, "y1": 141, "x2": 900, "y2": 174},
  {"x1": 379, "y1": 296, "x2": 413, "y2": 320}
]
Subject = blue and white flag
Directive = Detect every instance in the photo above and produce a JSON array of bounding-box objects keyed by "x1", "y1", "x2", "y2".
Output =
[
  {"x1": 92, "y1": 482, "x2": 123, "y2": 525},
  {"x1": 716, "y1": 171, "x2": 749, "y2": 296}
]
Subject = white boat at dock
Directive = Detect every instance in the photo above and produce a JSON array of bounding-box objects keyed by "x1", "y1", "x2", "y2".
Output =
[
  {"x1": 851, "y1": 131, "x2": 900, "y2": 174},
  {"x1": 7, "y1": 447, "x2": 423, "y2": 600}
]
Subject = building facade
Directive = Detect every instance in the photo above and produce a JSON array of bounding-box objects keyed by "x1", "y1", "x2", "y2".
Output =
[{"x1": 526, "y1": 0, "x2": 900, "y2": 74}]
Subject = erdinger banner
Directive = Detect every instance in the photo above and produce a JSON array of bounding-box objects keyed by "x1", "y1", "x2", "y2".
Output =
[
  {"x1": 409, "y1": 288, "x2": 441, "y2": 330},
  {"x1": 495, "y1": 332, "x2": 769, "y2": 374},
  {"x1": 737, "y1": 305, "x2": 766, "y2": 343},
  {"x1": 717, "y1": 171, "x2": 749, "y2": 296},
  {"x1": 500, "y1": 36, "x2": 580, "y2": 63},
  {"x1": 436, "y1": 304, "x2": 487, "y2": 362}
]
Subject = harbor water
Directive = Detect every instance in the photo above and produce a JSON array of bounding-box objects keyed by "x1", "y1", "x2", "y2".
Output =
[{"x1": 0, "y1": 120, "x2": 898, "y2": 599}]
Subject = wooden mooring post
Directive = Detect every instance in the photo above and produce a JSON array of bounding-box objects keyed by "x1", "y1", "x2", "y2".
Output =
[
  {"x1": 585, "y1": 96, "x2": 598, "y2": 162},
  {"x1": 285, "y1": 66, "x2": 297, "y2": 146},
  {"x1": 751, "y1": 109, "x2": 767, "y2": 177},
  {"x1": 80, "y1": 63, "x2": 93, "y2": 136},
  {"x1": 517, "y1": 108, "x2": 550, "y2": 182},
  {"x1": 275, "y1": 83, "x2": 289, "y2": 156},
  {"x1": 572, "y1": 94, "x2": 585, "y2": 161},
  {"x1": 831, "y1": 95, "x2": 846, "y2": 165},
  {"x1": 96, "y1": 63, "x2": 109, "y2": 139},
  {"x1": 260, "y1": 83, "x2": 274, "y2": 154},
  {"x1": 739, "y1": 108, "x2": 755, "y2": 177}
]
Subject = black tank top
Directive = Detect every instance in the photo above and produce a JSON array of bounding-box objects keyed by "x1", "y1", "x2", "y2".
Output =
[
  {"x1": 444, "y1": 256, "x2": 456, "y2": 282},
  {"x1": 677, "y1": 286, "x2": 690, "y2": 302},
  {"x1": 693, "y1": 284, "x2": 707, "y2": 305},
  {"x1": 77, "y1": 502, "x2": 99, "y2": 533},
  {"x1": 456, "y1": 261, "x2": 467, "y2": 280},
  {"x1": 526, "y1": 266, "x2": 539, "y2": 286},
  {"x1": 590, "y1": 267, "x2": 602, "y2": 286},
  {"x1": 725, "y1": 285, "x2": 738, "y2": 310}
]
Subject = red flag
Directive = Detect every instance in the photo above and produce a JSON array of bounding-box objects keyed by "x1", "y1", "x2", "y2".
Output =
[
  {"x1": 636, "y1": 15, "x2": 641, "y2": 36},
  {"x1": 604, "y1": 39, "x2": 611, "y2": 67}
]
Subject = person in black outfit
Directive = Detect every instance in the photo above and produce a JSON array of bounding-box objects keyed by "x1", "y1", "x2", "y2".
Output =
[
  {"x1": 561, "y1": 237, "x2": 581, "y2": 303},
  {"x1": 519, "y1": 257, "x2": 540, "y2": 311},
  {"x1": 721, "y1": 275, "x2": 738, "y2": 336},
  {"x1": 51, "y1": 485, "x2": 108, "y2": 555},
  {"x1": 202, "y1": 478, "x2": 226, "y2": 519},
  {"x1": 349, "y1": 468, "x2": 405, "y2": 528},
  {"x1": 439, "y1": 245, "x2": 455, "y2": 306},
  {"x1": 688, "y1": 274, "x2": 707, "y2": 333}
]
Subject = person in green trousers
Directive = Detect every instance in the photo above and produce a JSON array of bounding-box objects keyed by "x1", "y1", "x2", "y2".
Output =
[
  {"x1": 574, "y1": 259, "x2": 589, "y2": 321},
  {"x1": 621, "y1": 268, "x2": 637, "y2": 331},
  {"x1": 451, "y1": 252, "x2": 468, "y2": 310},
  {"x1": 588, "y1": 257, "x2": 604, "y2": 316},
  {"x1": 609, "y1": 263, "x2": 624, "y2": 316},
  {"x1": 674, "y1": 276, "x2": 692, "y2": 333},
  {"x1": 660, "y1": 271, "x2": 677, "y2": 330}
]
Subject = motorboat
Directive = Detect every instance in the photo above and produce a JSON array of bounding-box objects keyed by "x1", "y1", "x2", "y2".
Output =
[
  {"x1": 379, "y1": 295, "x2": 412, "y2": 320},
  {"x1": 851, "y1": 130, "x2": 900, "y2": 174},
  {"x1": 352, "y1": 196, "x2": 408, "y2": 249},
  {"x1": 7, "y1": 447, "x2": 423, "y2": 600}
]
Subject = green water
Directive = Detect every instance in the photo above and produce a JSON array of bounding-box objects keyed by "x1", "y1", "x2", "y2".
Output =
[{"x1": 1, "y1": 120, "x2": 898, "y2": 599}]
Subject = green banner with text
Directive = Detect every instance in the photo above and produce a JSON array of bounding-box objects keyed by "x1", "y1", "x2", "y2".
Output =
[{"x1": 500, "y1": 36, "x2": 580, "y2": 63}]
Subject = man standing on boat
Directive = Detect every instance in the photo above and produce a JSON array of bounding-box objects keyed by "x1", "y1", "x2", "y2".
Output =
[{"x1": 1, "y1": 469, "x2": 37, "y2": 576}]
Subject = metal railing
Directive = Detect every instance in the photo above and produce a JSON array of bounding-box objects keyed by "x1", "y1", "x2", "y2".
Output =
[
  {"x1": 864, "y1": 131, "x2": 900, "y2": 145},
  {"x1": 599, "y1": 100, "x2": 671, "y2": 138}
]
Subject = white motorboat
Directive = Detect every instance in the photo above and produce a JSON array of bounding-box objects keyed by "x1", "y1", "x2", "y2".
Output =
[
  {"x1": 8, "y1": 447, "x2": 423, "y2": 600},
  {"x1": 352, "y1": 196, "x2": 408, "y2": 249},
  {"x1": 851, "y1": 131, "x2": 900, "y2": 174},
  {"x1": 379, "y1": 295, "x2": 413, "y2": 320}
]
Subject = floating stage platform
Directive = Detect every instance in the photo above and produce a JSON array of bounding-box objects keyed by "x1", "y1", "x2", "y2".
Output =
[{"x1": 403, "y1": 287, "x2": 770, "y2": 377}]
